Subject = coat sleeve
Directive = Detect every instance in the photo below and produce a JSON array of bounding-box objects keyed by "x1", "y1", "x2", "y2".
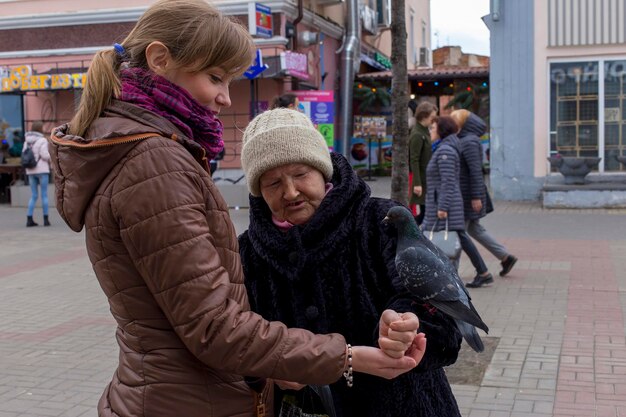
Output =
[
  {"x1": 436, "y1": 148, "x2": 457, "y2": 213},
  {"x1": 111, "y1": 143, "x2": 347, "y2": 384},
  {"x1": 462, "y1": 138, "x2": 486, "y2": 200},
  {"x1": 409, "y1": 132, "x2": 425, "y2": 188}
]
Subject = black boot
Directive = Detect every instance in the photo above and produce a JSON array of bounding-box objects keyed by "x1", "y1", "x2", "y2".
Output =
[
  {"x1": 44, "y1": 215, "x2": 51, "y2": 227},
  {"x1": 465, "y1": 273, "x2": 494, "y2": 288},
  {"x1": 26, "y1": 216, "x2": 38, "y2": 227}
]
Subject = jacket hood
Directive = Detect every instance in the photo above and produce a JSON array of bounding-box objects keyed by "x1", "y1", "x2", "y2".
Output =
[
  {"x1": 458, "y1": 113, "x2": 486, "y2": 138},
  {"x1": 49, "y1": 100, "x2": 200, "y2": 232},
  {"x1": 25, "y1": 131, "x2": 45, "y2": 145}
]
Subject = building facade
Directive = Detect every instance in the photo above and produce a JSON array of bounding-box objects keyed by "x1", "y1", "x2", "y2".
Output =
[
  {"x1": 0, "y1": 0, "x2": 430, "y2": 175},
  {"x1": 486, "y1": 0, "x2": 626, "y2": 200}
]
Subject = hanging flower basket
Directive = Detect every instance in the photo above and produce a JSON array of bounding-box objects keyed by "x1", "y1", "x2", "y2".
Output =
[{"x1": 547, "y1": 155, "x2": 601, "y2": 184}]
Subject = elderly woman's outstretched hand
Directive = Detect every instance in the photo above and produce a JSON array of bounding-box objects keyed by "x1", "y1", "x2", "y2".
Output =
[{"x1": 378, "y1": 309, "x2": 421, "y2": 359}]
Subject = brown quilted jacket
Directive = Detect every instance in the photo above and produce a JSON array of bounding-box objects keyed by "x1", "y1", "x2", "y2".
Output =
[{"x1": 48, "y1": 100, "x2": 347, "y2": 417}]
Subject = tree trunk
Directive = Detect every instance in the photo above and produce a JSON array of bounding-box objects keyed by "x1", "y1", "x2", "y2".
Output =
[{"x1": 390, "y1": 0, "x2": 409, "y2": 206}]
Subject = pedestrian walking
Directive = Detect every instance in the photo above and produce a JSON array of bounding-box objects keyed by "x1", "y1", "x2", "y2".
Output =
[
  {"x1": 47, "y1": 2, "x2": 424, "y2": 416},
  {"x1": 423, "y1": 116, "x2": 491, "y2": 280},
  {"x1": 451, "y1": 109, "x2": 518, "y2": 287},
  {"x1": 23, "y1": 121, "x2": 51, "y2": 227},
  {"x1": 409, "y1": 101, "x2": 437, "y2": 224},
  {"x1": 239, "y1": 108, "x2": 462, "y2": 417}
]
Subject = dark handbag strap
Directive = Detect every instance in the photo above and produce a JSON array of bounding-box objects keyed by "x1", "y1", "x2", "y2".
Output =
[{"x1": 308, "y1": 385, "x2": 337, "y2": 417}]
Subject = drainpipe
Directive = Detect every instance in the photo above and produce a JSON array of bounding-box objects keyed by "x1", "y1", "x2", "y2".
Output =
[
  {"x1": 338, "y1": 0, "x2": 360, "y2": 157},
  {"x1": 291, "y1": 0, "x2": 304, "y2": 90}
]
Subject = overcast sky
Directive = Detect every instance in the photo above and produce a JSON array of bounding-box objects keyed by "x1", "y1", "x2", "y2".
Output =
[{"x1": 430, "y1": 0, "x2": 491, "y2": 56}]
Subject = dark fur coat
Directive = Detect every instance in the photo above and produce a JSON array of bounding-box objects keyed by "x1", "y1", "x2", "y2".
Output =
[{"x1": 239, "y1": 153, "x2": 462, "y2": 417}]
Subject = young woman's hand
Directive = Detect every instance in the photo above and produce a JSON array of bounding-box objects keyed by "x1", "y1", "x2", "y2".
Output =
[{"x1": 351, "y1": 335, "x2": 427, "y2": 380}]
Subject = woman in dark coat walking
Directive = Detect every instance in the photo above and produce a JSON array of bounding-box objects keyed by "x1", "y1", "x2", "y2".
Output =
[
  {"x1": 422, "y1": 116, "x2": 489, "y2": 275},
  {"x1": 408, "y1": 101, "x2": 437, "y2": 225},
  {"x1": 452, "y1": 110, "x2": 518, "y2": 287},
  {"x1": 239, "y1": 108, "x2": 462, "y2": 417}
]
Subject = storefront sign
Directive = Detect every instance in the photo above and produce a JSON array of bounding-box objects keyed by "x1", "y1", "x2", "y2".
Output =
[
  {"x1": 1, "y1": 65, "x2": 86, "y2": 93},
  {"x1": 292, "y1": 90, "x2": 334, "y2": 150},
  {"x1": 374, "y1": 52, "x2": 392, "y2": 69},
  {"x1": 350, "y1": 116, "x2": 392, "y2": 169},
  {"x1": 248, "y1": 3, "x2": 273, "y2": 38},
  {"x1": 280, "y1": 51, "x2": 309, "y2": 80}
]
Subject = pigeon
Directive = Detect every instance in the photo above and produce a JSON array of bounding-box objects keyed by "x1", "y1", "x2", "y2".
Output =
[{"x1": 383, "y1": 206, "x2": 489, "y2": 352}]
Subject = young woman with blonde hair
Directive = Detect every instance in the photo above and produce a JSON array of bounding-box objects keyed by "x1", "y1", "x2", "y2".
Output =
[{"x1": 48, "y1": 1, "x2": 424, "y2": 416}]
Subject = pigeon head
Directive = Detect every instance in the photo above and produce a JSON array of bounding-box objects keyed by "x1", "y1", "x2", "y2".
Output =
[{"x1": 383, "y1": 206, "x2": 415, "y2": 228}]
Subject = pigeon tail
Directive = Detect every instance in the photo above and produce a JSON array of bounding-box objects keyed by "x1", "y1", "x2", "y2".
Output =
[
  {"x1": 456, "y1": 320, "x2": 485, "y2": 353},
  {"x1": 429, "y1": 299, "x2": 489, "y2": 334}
]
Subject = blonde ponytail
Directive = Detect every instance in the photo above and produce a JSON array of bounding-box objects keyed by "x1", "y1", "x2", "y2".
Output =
[{"x1": 69, "y1": 48, "x2": 121, "y2": 136}]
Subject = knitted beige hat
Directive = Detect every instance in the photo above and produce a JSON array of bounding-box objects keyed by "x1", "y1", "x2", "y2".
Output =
[{"x1": 241, "y1": 108, "x2": 333, "y2": 196}]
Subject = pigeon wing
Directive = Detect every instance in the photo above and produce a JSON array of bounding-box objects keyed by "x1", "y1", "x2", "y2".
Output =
[
  {"x1": 396, "y1": 245, "x2": 489, "y2": 333},
  {"x1": 396, "y1": 245, "x2": 457, "y2": 302}
]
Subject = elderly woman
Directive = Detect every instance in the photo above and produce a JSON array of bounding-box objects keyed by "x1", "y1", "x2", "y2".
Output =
[{"x1": 239, "y1": 108, "x2": 462, "y2": 417}]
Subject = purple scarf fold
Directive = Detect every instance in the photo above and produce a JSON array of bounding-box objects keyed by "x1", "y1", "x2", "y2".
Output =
[{"x1": 119, "y1": 67, "x2": 224, "y2": 160}]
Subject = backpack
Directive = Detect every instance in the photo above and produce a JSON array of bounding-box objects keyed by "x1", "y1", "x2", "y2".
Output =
[{"x1": 21, "y1": 143, "x2": 39, "y2": 169}]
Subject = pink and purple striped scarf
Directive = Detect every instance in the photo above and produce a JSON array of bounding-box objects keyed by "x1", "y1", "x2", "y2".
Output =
[{"x1": 120, "y1": 67, "x2": 224, "y2": 160}]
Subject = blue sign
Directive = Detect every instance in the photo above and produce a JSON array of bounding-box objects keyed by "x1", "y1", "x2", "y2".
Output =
[
  {"x1": 244, "y1": 49, "x2": 269, "y2": 80},
  {"x1": 248, "y1": 3, "x2": 273, "y2": 38}
]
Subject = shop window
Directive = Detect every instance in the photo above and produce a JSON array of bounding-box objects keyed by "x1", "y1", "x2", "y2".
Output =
[
  {"x1": 550, "y1": 59, "x2": 626, "y2": 172},
  {"x1": 550, "y1": 61, "x2": 599, "y2": 162},
  {"x1": 604, "y1": 59, "x2": 626, "y2": 172}
]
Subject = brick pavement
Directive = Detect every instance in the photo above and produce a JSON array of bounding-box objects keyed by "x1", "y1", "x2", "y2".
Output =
[{"x1": 1, "y1": 181, "x2": 625, "y2": 416}]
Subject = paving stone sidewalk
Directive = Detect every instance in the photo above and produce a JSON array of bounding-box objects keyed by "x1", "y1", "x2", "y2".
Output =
[{"x1": 1, "y1": 179, "x2": 625, "y2": 417}]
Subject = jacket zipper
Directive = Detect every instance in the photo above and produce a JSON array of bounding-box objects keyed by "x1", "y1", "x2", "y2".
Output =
[
  {"x1": 51, "y1": 132, "x2": 212, "y2": 174},
  {"x1": 49, "y1": 133, "x2": 161, "y2": 149}
]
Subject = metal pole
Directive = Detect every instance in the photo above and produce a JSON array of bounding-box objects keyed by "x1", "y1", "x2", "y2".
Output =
[{"x1": 338, "y1": 0, "x2": 360, "y2": 157}]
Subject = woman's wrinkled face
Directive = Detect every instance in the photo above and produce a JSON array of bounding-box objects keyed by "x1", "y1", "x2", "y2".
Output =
[{"x1": 259, "y1": 163, "x2": 327, "y2": 225}]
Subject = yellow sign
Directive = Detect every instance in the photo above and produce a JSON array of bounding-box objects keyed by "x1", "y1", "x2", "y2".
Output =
[{"x1": 1, "y1": 65, "x2": 87, "y2": 93}]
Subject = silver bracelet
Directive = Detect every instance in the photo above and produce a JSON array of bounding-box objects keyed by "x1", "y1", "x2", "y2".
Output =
[{"x1": 343, "y1": 344, "x2": 353, "y2": 387}]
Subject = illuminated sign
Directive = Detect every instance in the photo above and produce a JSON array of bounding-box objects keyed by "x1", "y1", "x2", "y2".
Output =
[
  {"x1": 1, "y1": 65, "x2": 87, "y2": 93},
  {"x1": 280, "y1": 51, "x2": 309, "y2": 80}
]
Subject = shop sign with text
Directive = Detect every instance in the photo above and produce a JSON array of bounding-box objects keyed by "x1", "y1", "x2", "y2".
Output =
[
  {"x1": 1, "y1": 65, "x2": 87, "y2": 93},
  {"x1": 293, "y1": 90, "x2": 334, "y2": 150},
  {"x1": 280, "y1": 51, "x2": 309, "y2": 80}
]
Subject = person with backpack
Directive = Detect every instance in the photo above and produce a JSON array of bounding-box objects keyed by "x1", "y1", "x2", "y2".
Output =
[{"x1": 22, "y1": 121, "x2": 51, "y2": 227}]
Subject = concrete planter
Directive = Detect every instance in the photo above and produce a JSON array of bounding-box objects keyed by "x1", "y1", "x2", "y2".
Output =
[
  {"x1": 547, "y1": 156, "x2": 601, "y2": 184},
  {"x1": 617, "y1": 155, "x2": 626, "y2": 168}
]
